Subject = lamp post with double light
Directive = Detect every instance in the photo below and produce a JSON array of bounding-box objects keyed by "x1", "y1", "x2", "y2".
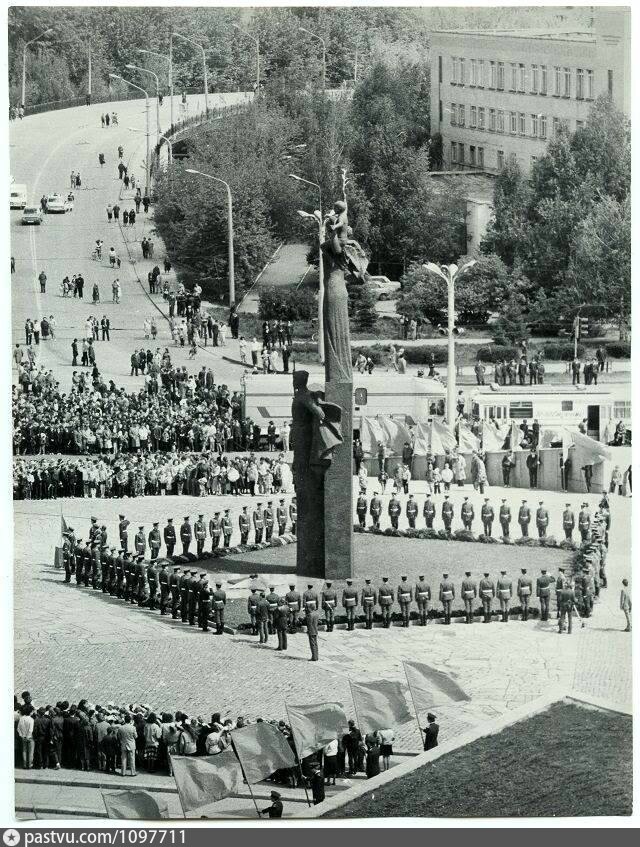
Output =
[
  {"x1": 137, "y1": 48, "x2": 173, "y2": 128},
  {"x1": 126, "y1": 64, "x2": 161, "y2": 145},
  {"x1": 232, "y1": 24, "x2": 260, "y2": 95},
  {"x1": 21, "y1": 28, "x2": 53, "y2": 107},
  {"x1": 109, "y1": 74, "x2": 150, "y2": 196},
  {"x1": 173, "y1": 32, "x2": 208, "y2": 113},
  {"x1": 299, "y1": 26, "x2": 326, "y2": 93}
]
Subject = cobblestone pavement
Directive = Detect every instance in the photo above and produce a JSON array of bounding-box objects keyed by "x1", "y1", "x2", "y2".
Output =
[{"x1": 14, "y1": 484, "x2": 631, "y2": 753}]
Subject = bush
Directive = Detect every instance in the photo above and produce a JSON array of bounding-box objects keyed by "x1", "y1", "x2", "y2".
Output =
[
  {"x1": 475, "y1": 345, "x2": 520, "y2": 363},
  {"x1": 403, "y1": 345, "x2": 448, "y2": 365},
  {"x1": 605, "y1": 342, "x2": 631, "y2": 358},
  {"x1": 542, "y1": 342, "x2": 585, "y2": 361},
  {"x1": 259, "y1": 288, "x2": 316, "y2": 321}
]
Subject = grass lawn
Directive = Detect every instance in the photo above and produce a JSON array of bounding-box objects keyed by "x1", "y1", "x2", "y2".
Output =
[
  {"x1": 324, "y1": 702, "x2": 632, "y2": 818},
  {"x1": 219, "y1": 534, "x2": 570, "y2": 628}
]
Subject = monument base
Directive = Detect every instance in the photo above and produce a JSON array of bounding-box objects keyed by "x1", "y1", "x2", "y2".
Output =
[{"x1": 323, "y1": 380, "x2": 354, "y2": 580}]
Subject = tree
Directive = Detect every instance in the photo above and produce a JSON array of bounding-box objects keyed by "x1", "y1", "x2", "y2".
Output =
[
  {"x1": 352, "y1": 285, "x2": 378, "y2": 331},
  {"x1": 493, "y1": 291, "x2": 530, "y2": 345},
  {"x1": 480, "y1": 157, "x2": 530, "y2": 267}
]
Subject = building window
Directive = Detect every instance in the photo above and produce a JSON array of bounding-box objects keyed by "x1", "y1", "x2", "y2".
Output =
[
  {"x1": 510, "y1": 63, "x2": 517, "y2": 91},
  {"x1": 470, "y1": 105, "x2": 477, "y2": 128},
  {"x1": 458, "y1": 143, "x2": 464, "y2": 165},
  {"x1": 563, "y1": 67, "x2": 571, "y2": 97},
  {"x1": 497, "y1": 110, "x2": 505, "y2": 132},
  {"x1": 608, "y1": 69, "x2": 613, "y2": 97},
  {"x1": 587, "y1": 69, "x2": 594, "y2": 99},
  {"x1": 509, "y1": 402, "x2": 533, "y2": 419},
  {"x1": 518, "y1": 112, "x2": 526, "y2": 135},
  {"x1": 497, "y1": 62, "x2": 505, "y2": 90},
  {"x1": 438, "y1": 55, "x2": 443, "y2": 85},
  {"x1": 553, "y1": 117, "x2": 560, "y2": 137},
  {"x1": 531, "y1": 114, "x2": 538, "y2": 137},
  {"x1": 451, "y1": 142, "x2": 458, "y2": 164},
  {"x1": 509, "y1": 111, "x2": 517, "y2": 134},
  {"x1": 540, "y1": 65, "x2": 548, "y2": 95},
  {"x1": 554, "y1": 66, "x2": 561, "y2": 96},
  {"x1": 518, "y1": 63, "x2": 526, "y2": 92},
  {"x1": 478, "y1": 146, "x2": 484, "y2": 168},
  {"x1": 575, "y1": 119, "x2": 585, "y2": 131},
  {"x1": 478, "y1": 107, "x2": 485, "y2": 130},
  {"x1": 469, "y1": 145, "x2": 476, "y2": 166},
  {"x1": 531, "y1": 156, "x2": 538, "y2": 167},
  {"x1": 470, "y1": 59, "x2": 477, "y2": 86},
  {"x1": 497, "y1": 150, "x2": 505, "y2": 171},
  {"x1": 450, "y1": 103, "x2": 456, "y2": 125},
  {"x1": 458, "y1": 104, "x2": 465, "y2": 126},
  {"x1": 459, "y1": 58, "x2": 466, "y2": 85},
  {"x1": 576, "y1": 68, "x2": 584, "y2": 99},
  {"x1": 489, "y1": 108, "x2": 496, "y2": 131},
  {"x1": 439, "y1": 100, "x2": 443, "y2": 122},
  {"x1": 531, "y1": 64, "x2": 539, "y2": 93},
  {"x1": 561, "y1": 400, "x2": 574, "y2": 412},
  {"x1": 540, "y1": 114, "x2": 547, "y2": 138},
  {"x1": 478, "y1": 59, "x2": 485, "y2": 88},
  {"x1": 451, "y1": 56, "x2": 457, "y2": 85},
  {"x1": 614, "y1": 401, "x2": 631, "y2": 419},
  {"x1": 490, "y1": 61, "x2": 496, "y2": 89}
]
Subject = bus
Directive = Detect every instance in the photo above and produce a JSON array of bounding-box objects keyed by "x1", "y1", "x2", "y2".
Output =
[{"x1": 471, "y1": 383, "x2": 631, "y2": 442}]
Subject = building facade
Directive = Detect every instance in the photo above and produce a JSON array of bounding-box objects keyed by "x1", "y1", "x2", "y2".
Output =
[{"x1": 429, "y1": 7, "x2": 630, "y2": 175}]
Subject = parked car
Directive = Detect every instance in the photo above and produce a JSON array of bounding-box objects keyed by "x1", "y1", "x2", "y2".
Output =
[
  {"x1": 365, "y1": 275, "x2": 401, "y2": 301},
  {"x1": 10, "y1": 183, "x2": 28, "y2": 209},
  {"x1": 46, "y1": 193, "x2": 73, "y2": 213},
  {"x1": 21, "y1": 206, "x2": 43, "y2": 225}
]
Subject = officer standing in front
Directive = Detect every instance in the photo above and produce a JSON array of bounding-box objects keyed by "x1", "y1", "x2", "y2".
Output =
[
  {"x1": 479, "y1": 571, "x2": 495, "y2": 623},
  {"x1": 275, "y1": 597, "x2": 290, "y2": 650},
  {"x1": 322, "y1": 581, "x2": 337, "y2": 632},
  {"x1": 397, "y1": 575, "x2": 412, "y2": 627},
  {"x1": 369, "y1": 491, "x2": 382, "y2": 530},
  {"x1": 169, "y1": 565, "x2": 181, "y2": 618},
  {"x1": 256, "y1": 590, "x2": 270, "y2": 643},
  {"x1": 253, "y1": 502, "x2": 264, "y2": 543},
  {"x1": 179, "y1": 568, "x2": 190, "y2": 622},
  {"x1": 423, "y1": 494, "x2": 436, "y2": 529},
  {"x1": 276, "y1": 499, "x2": 288, "y2": 536},
  {"x1": 461, "y1": 497, "x2": 474, "y2": 531},
  {"x1": 406, "y1": 494, "x2": 418, "y2": 529},
  {"x1": 517, "y1": 568, "x2": 533, "y2": 621},
  {"x1": 285, "y1": 583, "x2": 301, "y2": 634},
  {"x1": 356, "y1": 491, "x2": 367, "y2": 528},
  {"x1": 536, "y1": 568, "x2": 553, "y2": 621},
  {"x1": 414, "y1": 574, "x2": 431, "y2": 626},
  {"x1": 360, "y1": 578, "x2": 376, "y2": 629},
  {"x1": 266, "y1": 585, "x2": 279, "y2": 634},
  {"x1": 289, "y1": 497, "x2": 297, "y2": 535},
  {"x1": 441, "y1": 495, "x2": 454, "y2": 533},
  {"x1": 578, "y1": 502, "x2": 591, "y2": 542},
  {"x1": 198, "y1": 575, "x2": 211, "y2": 632},
  {"x1": 388, "y1": 491, "x2": 401, "y2": 530},
  {"x1": 146, "y1": 559, "x2": 158, "y2": 610},
  {"x1": 163, "y1": 518, "x2": 176, "y2": 558},
  {"x1": 461, "y1": 571, "x2": 477, "y2": 624},
  {"x1": 439, "y1": 572, "x2": 455, "y2": 625},
  {"x1": 194, "y1": 514, "x2": 207, "y2": 557},
  {"x1": 119, "y1": 514, "x2": 130, "y2": 554},
  {"x1": 221, "y1": 509, "x2": 233, "y2": 547},
  {"x1": 148, "y1": 522, "x2": 161, "y2": 561},
  {"x1": 239, "y1": 507, "x2": 250, "y2": 544},
  {"x1": 180, "y1": 517, "x2": 192, "y2": 556},
  {"x1": 536, "y1": 501, "x2": 549, "y2": 538},
  {"x1": 302, "y1": 583, "x2": 319, "y2": 615},
  {"x1": 342, "y1": 579, "x2": 358, "y2": 630},
  {"x1": 134, "y1": 526, "x2": 146, "y2": 558},
  {"x1": 158, "y1": 561, "x2": 170, "y2": 615},
  {"x1": 247, "y1": 586, "x2": 259, "y2": 634},
  {"x1": 264, "y1": 502, "x2": 275, "y2": 542}
]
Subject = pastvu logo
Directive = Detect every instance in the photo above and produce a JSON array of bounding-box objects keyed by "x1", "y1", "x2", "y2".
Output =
[{"x1": 2, "y1": 831, "x2": 21, "y2": 846}]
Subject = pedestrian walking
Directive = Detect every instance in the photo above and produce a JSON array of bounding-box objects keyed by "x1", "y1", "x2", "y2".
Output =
[
  {"x1": 620, "y1": 579, "x2": 632, "y2": 632},
  {"x1": 306, "y1": 607, "x2": 319, "y2": 661}
]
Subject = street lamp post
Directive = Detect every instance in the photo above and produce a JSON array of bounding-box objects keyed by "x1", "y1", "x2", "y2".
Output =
[
  {"x1": 138, "y1": 48, "x2": 173, "y2": 128},
  {"x1": 109, "y1": 74, "x2": 150, "y2": 196},
  {"x1": 233, "y1": 24, "x2": 260, "y2": 94},
  {"x1": 129, "y1": 127, "x2": 173, "y2": 189},
  {"x1": 299, "y1": 26, "x2": 326, "y2": 93},
  {"x1": 126, "y1": 64, "x2": 161, "y2": 144},
  {"x1": 289, "y1": 173, "x2": 324, "y2": 363},
  {"x1": 21, "y1": 28, "x2": 53, "y2": 107},
  {"x1": 423, "y1": 261, "x2": 476, "y2": 430},
  {"x1": 185, "y1": 168, "x2": 235, "y2": 306},
  {"x1": 173, "y1": 32, "x2": 209, "y2": 113}
]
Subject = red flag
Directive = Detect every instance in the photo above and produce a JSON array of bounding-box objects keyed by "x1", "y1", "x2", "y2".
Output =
[
  {"x1": 403, "y1": 660, "x2": 470, "y2": 711},
  {"x1": 287, "y1": 702, "x2": 348, "y2": 760},
  {"x1": 171, "y1": 751, "x2": 244, "y2": 812},
  {"x1": 231, "y1": 722, "x2": 296, "y2": 785},
  {"x1": 102, "y1": 790, "x2": 169, "y2": 820},
  {"x1": 350, "y1": 681, "x2": 413, "y2": 734}
]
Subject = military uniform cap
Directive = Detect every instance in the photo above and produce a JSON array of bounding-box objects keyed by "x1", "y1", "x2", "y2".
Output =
[
  {"x1": 215, "y1": 581, "x2": 222, "y2": 587},
  {"x1": 325, "y1": 581, "x2": 332, "y2": 586},
  {"x1": 500, "y1": 569, "x2": 507, "y2": 574},
  {"x1": 136, "y1": 555, "x2": 144, "y2": 561},
  {"x1": 442, "y1": 572, "x2": 449, "y2": 576},
  {"x1": 214, "y1": 511, "x2": 220, "y2": 515},
  {"x1": 153, "y1": 522, "x2": 159, "y2": 526},
  {"x1": 200, "y1": 572, "x2": 207, "y2": 578},
  {"x1": 269, "y1": 585, "x2": 275, "y2": 590},
  {"x1": 346, "y1": 578, "x2": 353, "y2": 584},
  {"x1": 521, "y1": 568, "x2": 527, "y2": 573},
  {"x1": 224, "y1": 508, "x2": 230, "y2": 513},
  {"x1": 307, "y1": 583, "x2": 313, "y2": 588},
  {"x1": 198, "y1": 514, "x2": 204, "y2": 518},
  {"x1": 288, "y1": 583, "x2": 295, "y2": 589},
  {"x1": 501, "y1": 498, "x2": 506, "y2": 502},
  {"x1": 167, "y1": 518, "x2": 173, "y2": 521},
  {"x1": 483, "y1": 572, "x2": 489, "y2": 576},
  {"x1": 119, "y1": 514, "x2": 125, "y2": 519},
  {"x1": 138, "y1": 525, "x2": 144, "y2": 529},
  {"x1": 465, "y1": 570, "x2": 471, "y2": 576},
  {"x1": 173, "y1": 566, "x2": 180, "y2": 571},
  {"x1": 184, "y1": 516, "x2": 189, "y2": 519},
  {"x1": 418, "y1": 574, "x2": 424, "y2": 579},
  {"x1": 190, "y1": 569, "x2": 197, "y2": 575}
]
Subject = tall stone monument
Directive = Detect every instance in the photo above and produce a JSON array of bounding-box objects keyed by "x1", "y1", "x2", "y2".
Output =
[{"x1": 291, "y1": 201, "x2": 368, "y2": 579}]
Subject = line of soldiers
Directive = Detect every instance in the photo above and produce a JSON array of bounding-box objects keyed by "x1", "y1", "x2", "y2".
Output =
[
  {"x1": 358, "y1": 492, "x2": 596, "y2": 541},
  {"x1": 60, "y1": 528, "x2": 229, "y2": 633},
  {"x1": 243, "y1": 566, "x2": 589, "y2": 634},
  {"x1": 113, "y1": 499, "x2": 298, "y2": 560}
]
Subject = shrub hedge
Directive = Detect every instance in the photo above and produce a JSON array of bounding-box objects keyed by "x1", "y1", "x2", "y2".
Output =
[{"x1": 605, "y1": 342, "x2": 631, "y2": 358}]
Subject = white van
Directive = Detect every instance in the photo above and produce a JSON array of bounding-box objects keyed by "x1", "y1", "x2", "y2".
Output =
[{"x1": 10, "y1": 184, "x2": 28, "y2": 209}]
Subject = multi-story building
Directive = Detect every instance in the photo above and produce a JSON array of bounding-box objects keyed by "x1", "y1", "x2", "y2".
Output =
[{"x1": 429, "y1": 7, "x2": 630, "y2": 175}]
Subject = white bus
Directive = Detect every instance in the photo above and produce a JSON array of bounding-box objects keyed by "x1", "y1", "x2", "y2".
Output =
[
  {"x1": 471, "y1": 383, "x2": 631, "y2": 442},
  {"x1": 243, "y1": 373, "x2": 446, "y2": 429}
]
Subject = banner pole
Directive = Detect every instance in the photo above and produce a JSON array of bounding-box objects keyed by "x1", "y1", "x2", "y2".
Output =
[
  {"x1": 348, "y1": 680, "x2": 367, "y2": 776},
  {"x1": 285, "y1": 705, "x2": 312, "y2": 807},
  {"x1": 230, "y1": 736, "x2": 263, "y2": 819},
  {"x1": 402, "y1": 662, "x2": 425, "y2": 751}
]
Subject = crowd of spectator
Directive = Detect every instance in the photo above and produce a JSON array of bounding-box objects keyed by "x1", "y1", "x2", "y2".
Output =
[
  {"x1": 13, "y1": 452, "x2": 292, "y2": 500},
  {"x1": 14, "y1": 692, "x2": 386, "y2": 792}
]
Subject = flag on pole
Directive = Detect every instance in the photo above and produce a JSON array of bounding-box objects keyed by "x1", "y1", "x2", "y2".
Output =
[
  {"x1": 567, "y1": 428, "x2": 611, "y2": 463},
  {"x1": 412, "y1": 422, "x2": 431, "y2": 457},
  {"x1": 403, "y1": 661, "x2": 471, "y2": 712},
  {"x1": 61, "y1": 514, "x2": 68, "y2": 538},
  {"x1": 171, "y1": 751, "x2": 244, "y2": 812},
  {"x1": 379, "y1": 416, "x2": 413, "y2": 456},
  {"x1": 360, "y1": 416, "x2": 386, "y2": 457},
  {"x1": 432, "y1": 419, "x2": 458, "y2": 453},
  {"x1": 102, "y1": 789, "x2": 169, "y2": 820},
  {"x1": 350, "y1": 681, "x2": 413, "y2": 734},
  {"x1": 286, "y1": 702, "x2": 349, "y2": 760},
  {"x1": 481, "y1": 420, "x2": 505, "y2": 452},
  {"x1": 510, "y1": 419, "x2": 522, "y2": 451},
  {"x1": 457, "y1": 422, "x2": 480, "y2": 452},
  {"x1": 231, "y1": 722, "x2": 296, "y2": 785}
]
